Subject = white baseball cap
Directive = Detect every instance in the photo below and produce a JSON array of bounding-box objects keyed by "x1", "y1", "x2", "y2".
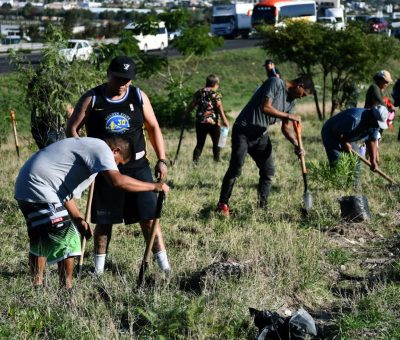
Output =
[
  {"x1": 372, "y1": 105, "x2": 389, "y2": 130},
  {"x1": 375, "y1": 70, "x2": 393, "y2": 83}
]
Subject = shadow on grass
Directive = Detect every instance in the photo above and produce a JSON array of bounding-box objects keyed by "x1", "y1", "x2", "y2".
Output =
[
  {"x1": 0, "y1": 269, "x2": 27, "y2": 278},
  {"x1": 167, "y1": 180, "x2": 219, "y2": 191}
]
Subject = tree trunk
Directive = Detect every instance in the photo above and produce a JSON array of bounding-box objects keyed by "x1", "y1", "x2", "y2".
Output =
[
  {"x1": 322, "y1": 72, "x2": 327, "y2": 120},
  {"x1": 307, "y1": 70, "x2": 322, "y2": 120},
  {"x1": 313, "y1": 91, "x2": 323, "y2": 120}
]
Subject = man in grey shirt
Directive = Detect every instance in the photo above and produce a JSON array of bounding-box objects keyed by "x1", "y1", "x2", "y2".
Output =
[
  {"x1": 15, "y1": 136, "x2": 169, "y2": 289},
  {"x1": 217, "y1": 75, "x2": 314, "y2": 217}
]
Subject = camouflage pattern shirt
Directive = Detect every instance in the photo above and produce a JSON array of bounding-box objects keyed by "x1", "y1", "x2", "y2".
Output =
[{"x1": 195, "y1": 87, "x2": 222, "y2": 125}]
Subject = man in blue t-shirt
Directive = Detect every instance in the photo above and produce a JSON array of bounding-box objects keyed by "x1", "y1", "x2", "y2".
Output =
[{"x1": 321, "y1": 105, "x2": 389, "y2": 170}]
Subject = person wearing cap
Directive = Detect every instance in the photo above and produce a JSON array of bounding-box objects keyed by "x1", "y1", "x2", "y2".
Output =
[
  {"x1": 216, "y1": 75, "x2": 314, "y2": 217},
  {"x1": 264, "y1": 59, "x2": 280, "y2": 79},
  {"x1": 321, "y1": 105, "x2": 389, "y2": 170},
  {"x1": 66, "y1": 56, "x2": 171, "y2": 275},
  {"x1": 364, "y1": 70, "x2": 393, "y2": 109},
  {"x1": 364, "y1": 70, "x2": 393, "y2": 165}
]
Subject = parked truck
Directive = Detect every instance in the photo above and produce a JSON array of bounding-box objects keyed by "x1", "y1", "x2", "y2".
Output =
[
  {"x1": 324, "y1": 7, "x2": 345, "y2": 29},
  {"x1": 211, "y1": 3, "x2": 254, "y2": 38}
]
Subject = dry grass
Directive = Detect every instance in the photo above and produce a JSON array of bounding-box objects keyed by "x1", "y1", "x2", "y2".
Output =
[{"x1": 0, "y1": 113, "x2": 400, "y2": 338}]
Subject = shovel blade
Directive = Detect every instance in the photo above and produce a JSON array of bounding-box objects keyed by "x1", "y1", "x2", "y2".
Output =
[{"x1": 304, "y1": 191, "x2": 312, "y2": 211}]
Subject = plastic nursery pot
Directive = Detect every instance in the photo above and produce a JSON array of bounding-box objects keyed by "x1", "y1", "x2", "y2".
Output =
[{"x1": 338, "y1": 195, "x2": 371, "y2": 222}]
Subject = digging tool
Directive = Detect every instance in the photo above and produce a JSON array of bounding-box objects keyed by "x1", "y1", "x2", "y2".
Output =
[
  {"x1": 173, "y1": 124, "x2": 185, "y2": 165},
  {"x1": 10, "y1": 110, "x2": 20, "y2": 158},
  {"x1": 137, "y1": 190, "x2": 165, "y2": 288},
  {"x1": 293, "y1": 121, "x2": 312, "y2": 212},
  {"x1": 350, "y1": 150, "x2": 396, "y2": 184},
  {"x1": 77, "y1": 181, "x2": 95, "y2": 277}
]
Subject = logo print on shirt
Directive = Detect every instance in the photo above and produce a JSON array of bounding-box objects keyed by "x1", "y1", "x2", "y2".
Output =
[{"x1": 105, "y1": 113, "x2": 130, "y2": 133}]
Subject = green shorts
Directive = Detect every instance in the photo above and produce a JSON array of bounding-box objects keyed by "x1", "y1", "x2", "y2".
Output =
[{"x1": 17, "y1": 201, "x2": 81, "y2": 264}]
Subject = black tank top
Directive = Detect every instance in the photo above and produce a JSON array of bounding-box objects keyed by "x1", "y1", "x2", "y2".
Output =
[{"x1": 85, "y1": 84, "x2": 147, "y2": 168}]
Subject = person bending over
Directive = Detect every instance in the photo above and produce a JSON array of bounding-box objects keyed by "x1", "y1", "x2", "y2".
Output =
[{"x1": 15, "y1": 136, "x2": 169, "y2": 289}]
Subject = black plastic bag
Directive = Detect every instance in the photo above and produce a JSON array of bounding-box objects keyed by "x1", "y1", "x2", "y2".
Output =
[
  {"x1": 339, "y1": 195, "x2": 371, "y2": 222},
  {"x1": 249, "y1": 307, "x2": 317, "y2": 340}
]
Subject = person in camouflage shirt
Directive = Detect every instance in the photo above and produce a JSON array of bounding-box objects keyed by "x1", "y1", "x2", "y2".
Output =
[{"x1": 185, "y1": 74, "x2": 229, "y2": 164}]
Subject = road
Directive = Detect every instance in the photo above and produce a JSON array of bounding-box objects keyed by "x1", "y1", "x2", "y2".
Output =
[{"x1": 0, "y1": 38, "x2": 262, "y2": 74}]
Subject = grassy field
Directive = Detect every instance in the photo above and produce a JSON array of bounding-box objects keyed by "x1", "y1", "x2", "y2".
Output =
[{"x1": 1, "y1": 48, "x2": 400, "y2": 339}]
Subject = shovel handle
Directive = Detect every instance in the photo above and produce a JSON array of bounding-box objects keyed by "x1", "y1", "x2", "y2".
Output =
[
  {"x1": 173, "y1": 123, "x2": 185, "y2": 166},
  {"x1": 293, "y1": 121, "x2": 307, "y2": 174},
  {"x1": 138, "y1": 191, "x2": 165, "y2": 286},
  {"x1": 78, "y1": 182, "x2": 95, "y2": 276},
  {"x1": 351, "y1": 150, "x2": 396, "y2": 184},
  {"x1": 10, "y1": 110, "x2": 20, "y2": 158}
]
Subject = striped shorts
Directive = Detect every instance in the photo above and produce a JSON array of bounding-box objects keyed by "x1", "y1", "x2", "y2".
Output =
[{"x1": 17, "y1": 201, "x2": 81, "y2": 264}]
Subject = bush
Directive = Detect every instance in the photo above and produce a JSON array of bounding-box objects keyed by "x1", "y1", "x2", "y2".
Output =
[{"x1": 308, "y1": 152, "x2": 359, "y2": 190}]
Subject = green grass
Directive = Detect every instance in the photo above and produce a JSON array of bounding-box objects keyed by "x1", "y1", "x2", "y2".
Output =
[{"x1": 1, "y1": 47, "x2": 400, "y2": 338}]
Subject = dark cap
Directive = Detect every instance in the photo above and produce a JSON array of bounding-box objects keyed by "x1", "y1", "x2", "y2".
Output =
[{"x1": 108, "y1": 56, "x2": 136, "y2": 80}]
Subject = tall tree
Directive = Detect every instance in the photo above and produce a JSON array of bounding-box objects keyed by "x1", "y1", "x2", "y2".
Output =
[
  {"x1": 260, "y1": 21, "x2": 325, "y2": 119},
  {"x1": 260, "y1": 21, "x2": 400, "y2": 120}
]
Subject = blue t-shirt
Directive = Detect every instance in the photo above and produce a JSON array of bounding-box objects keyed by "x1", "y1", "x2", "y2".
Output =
[{"x1": 321, "y1": 108, "x2": 380, "y2": 148}]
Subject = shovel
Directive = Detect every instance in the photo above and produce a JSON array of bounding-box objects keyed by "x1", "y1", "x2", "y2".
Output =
[
  {"x1": 293, "y1": 121, "x2": 312, "y2": 212},
  {"x1": 350, "y1": 150, "x2": 396, "y2": 184},
  {"x1": 173, "y1": 124, "x2": 185, "y2": 165},
  {"x1": 77, "y1": 181, "x2": 94, "y2": 277},
  {"x1": 137, "y1": 190, "x2": 165, "y2": 288}
]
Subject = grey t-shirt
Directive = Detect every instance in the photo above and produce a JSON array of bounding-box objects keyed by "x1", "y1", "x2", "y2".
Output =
[
  {"x1": 15, "y1": 137, "x2": 118, "y2": 204},
  {"x1": 235, "y1": 77, "x2": 296, "y2": 129}
]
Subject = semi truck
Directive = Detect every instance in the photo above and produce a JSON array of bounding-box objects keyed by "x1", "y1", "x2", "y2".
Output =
[{"x1": 211, "y1": 3, "x2": 254, "y2": 38}]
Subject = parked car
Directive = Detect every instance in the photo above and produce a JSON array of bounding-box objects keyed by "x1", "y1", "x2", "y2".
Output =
[
  {"x1": 125, "y1": 21, "x2": 168, "y2": 52},
  {"x1": 367, "y1": 16, "x2": 389, "y2": 33},
  {"x1": 59, "y1": 39, "x2": 93, "y2": 62},
  {"x1": 168, "y1": 29, "x2": 181, "y2": 41}
]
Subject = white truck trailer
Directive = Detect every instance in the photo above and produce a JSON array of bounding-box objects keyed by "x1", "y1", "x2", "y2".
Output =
[{"x1": 211, "y1": 3, "x2": 254, "y2": 38}]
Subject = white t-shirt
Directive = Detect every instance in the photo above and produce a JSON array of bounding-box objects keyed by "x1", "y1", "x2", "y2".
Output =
[{"x1": 15, "y1": 137, "x2": 118, "y2": 203}]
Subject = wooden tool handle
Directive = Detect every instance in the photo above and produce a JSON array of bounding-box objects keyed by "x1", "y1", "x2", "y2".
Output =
[
  {"x1": 143, "y1": 192, "x2": 165, "y2": 263},
  {"x1": 351, "y1": 150, "x2": 396, "y2": 184},
  {"x1": 10, "y1": 110, "x2": 20, "y2": 157},
  {"x1": 293, "y1": 121, "x2": 307, "y2": 174},
  {"x1": 78, "y1": 182, "x2": 95, "y2": 269}
]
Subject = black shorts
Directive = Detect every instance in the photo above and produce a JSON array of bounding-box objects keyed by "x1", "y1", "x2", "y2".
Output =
[{"x1": 91, "y1": 161, "x2": 157, "y2": 225}]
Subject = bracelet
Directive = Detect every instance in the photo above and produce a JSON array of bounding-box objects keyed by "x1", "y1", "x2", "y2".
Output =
[{"x1": 157, "y1": 159, "x2": 168, "y2": 167}]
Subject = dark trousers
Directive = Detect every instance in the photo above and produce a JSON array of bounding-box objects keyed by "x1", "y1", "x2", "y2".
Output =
[
  {"x1": 193, "y1": 122, "x2": 221, "y2": 162},
  {"x1": 219, "y1": 125, "x2": 275, "y2": 205}
]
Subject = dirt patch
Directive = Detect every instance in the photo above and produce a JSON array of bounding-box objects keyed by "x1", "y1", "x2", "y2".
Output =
[{"x1": 323, "y1": 223, "x2": 380, "y2": 251}]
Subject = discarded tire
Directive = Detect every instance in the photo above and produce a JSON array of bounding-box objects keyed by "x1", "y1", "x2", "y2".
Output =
[{"x1": 339, "y1": 195, "x2": 371, "y2": 222}]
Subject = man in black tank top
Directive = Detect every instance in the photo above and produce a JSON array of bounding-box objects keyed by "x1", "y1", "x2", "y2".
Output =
[{"x1": 67, "y1": 56, "x2": 171, "y2": 275}]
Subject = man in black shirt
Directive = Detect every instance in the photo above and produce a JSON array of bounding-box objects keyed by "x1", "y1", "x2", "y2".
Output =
[{"x1": 67, "y1": 56, "x2": 171, "y2": 275}]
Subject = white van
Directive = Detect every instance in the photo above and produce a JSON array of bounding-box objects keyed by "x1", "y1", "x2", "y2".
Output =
[{"x1": 125, "y1": 22, "x2": 168, "y2": 52}]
